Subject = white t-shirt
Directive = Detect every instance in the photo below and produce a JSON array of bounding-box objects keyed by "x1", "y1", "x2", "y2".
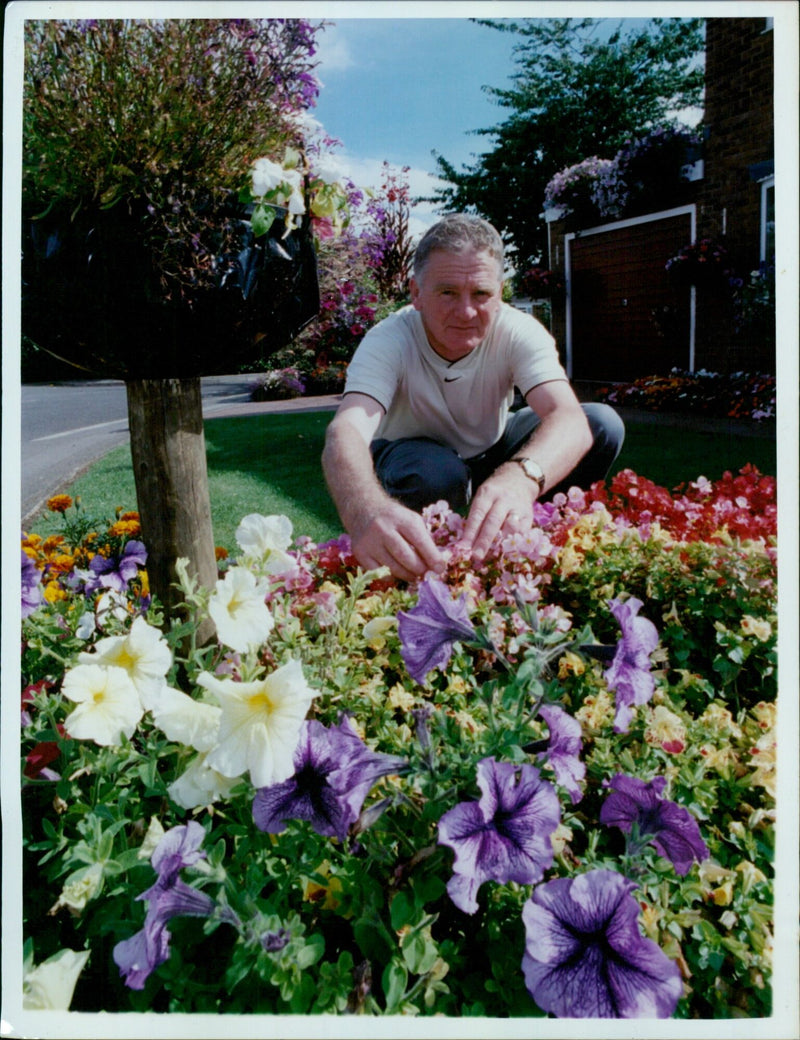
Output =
[{"x1": 343, "y1": 303, "x2": 568, "y2": 459}]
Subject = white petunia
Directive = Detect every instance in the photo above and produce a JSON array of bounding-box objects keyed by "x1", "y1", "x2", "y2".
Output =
[
  {"x1": 235, "y1": 513, "x2": 295, "y2": 574},
  {"x1": 53, "y1": 863, "x2": 103, "y2": 913},
  {"x1": 251, "y1": 156, "x2": 287, "y2": 196},
  {"x1": 167, "y1": 752, "x2": 239, "y2": 810},
  {"x1": 23, "y1": 948, "x2": 90, "y2": 1010},
  {"x1": 78, "y1": 615, "x2": 172, "y2": 709},
  {"x1": 198, "y1": 659, "x2": 315, "y2": 787},
  {"x1": 208, "y1": 566, "x2": 274, "y2": 653},
  {"x1": 150, "y1": 686, "x2": 222, "y2": 751},
  {"x1": 62, "y1": 664, "x2": 143, "y2": 746}
]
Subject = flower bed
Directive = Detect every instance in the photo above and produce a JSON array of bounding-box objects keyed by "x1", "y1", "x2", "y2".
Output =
[
  {"x1": 597, "y1": 369, "x2": 776, "y2": 422},
  {"x1": 19, "y1": 470, "x2": 777, "y2": 1019}
]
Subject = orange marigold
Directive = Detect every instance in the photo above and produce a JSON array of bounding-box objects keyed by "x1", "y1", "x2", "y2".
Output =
[
  {"x1": 47, "y1": 495, "x2": 73, "y2": 513},
  {"x1": 215, "y1": 546, "x2": 229, "y2": 561},
  {"x1": 109, "y1": 519, "x2": 142, "y2": 538}
]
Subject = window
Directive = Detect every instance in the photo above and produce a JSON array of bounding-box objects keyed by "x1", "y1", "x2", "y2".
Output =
[{"x1": 760, "y1": 176, "x2": 775, "y2": 268}]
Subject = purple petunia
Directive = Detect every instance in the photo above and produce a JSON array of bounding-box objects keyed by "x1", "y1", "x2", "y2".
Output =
[
  {"x1": 438, "y1": 757, "x2": 560, "y2": 915},
  {"x1": 21, "y1": 550, "x2": 43, "y2": 618},
  {"x1": 537, "y1": 704, "x2": 585, "y2": 804},
  {"x1": 521, "y1": 869, "x2": 683, "y2": 1018},
  {"x1": 604, "y1": 597, "x2": 659, "y2": 733},
  {"x1": 397, "y1": 576, "x2": 475, "y2": 684},
  {"x1": 113, "y1": 822, "x2": 233, "y2": 990},
  {"x1": 86, "y1": 540, "x2": 147, "y2": 594},
  {"x1": 599, "y1": 773, "x2": 709, "y2": 876},
  {"x1": 252, "y1": 716, "x2": 407, "y2": 843}
]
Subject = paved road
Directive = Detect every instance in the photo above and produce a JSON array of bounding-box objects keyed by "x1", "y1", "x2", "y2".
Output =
[{"x1": 20, "y1": 375, "x2": 331, "y2": 527}]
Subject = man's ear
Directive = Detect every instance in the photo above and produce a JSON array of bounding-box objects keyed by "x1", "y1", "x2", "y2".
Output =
[{"x1": 409, "y1": 276, "x2": 421, "y2": 310}]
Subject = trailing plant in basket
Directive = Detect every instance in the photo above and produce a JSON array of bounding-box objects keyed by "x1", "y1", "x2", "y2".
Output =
[{"x1": 21, "y1": 18, "x2": 360, "y2": 379}]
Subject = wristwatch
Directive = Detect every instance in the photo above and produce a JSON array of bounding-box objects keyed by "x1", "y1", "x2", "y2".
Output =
[{"x1": 511, "y1": 456, "x2": 546, "y2": 494}]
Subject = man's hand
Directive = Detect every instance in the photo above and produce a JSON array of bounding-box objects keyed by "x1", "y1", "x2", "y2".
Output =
[
  {"x1": 350, "y1": 498, "x2": 446, "y2": 582},
  {"x1": 461, "y1": 466, "x2": 535, "y2": 563}
]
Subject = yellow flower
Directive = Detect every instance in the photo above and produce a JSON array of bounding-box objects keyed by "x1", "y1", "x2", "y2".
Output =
[
  {"x1": 699, "y1": 744, "x2": 739, "y2": 776},
  {"x1": 44, "y1": 580, "x2": 67, "y2": 603},
  {"x1": 302, "y1": 861, "x2": 344, "y2": 911},
  {"x1": 42, "y1": 534, "x2": 65, "y2": 552},
  {"x1": 550, "y1": 822, "x2": 573, "y2": 857},
  {"x1": 450, "y1": 709, "x2": 485, "y2": 734},
  {"x1": 388, "y1": 683, "x2": 416, "y2": 712},
  {"x1": 741, "y1": 615, "x2": 772, "y2": 641},
  {"x1": 557, "y1": 650, "x2": 585, "y2": 679},
  {"x1": 47, "y1": 494, "x2": 73, "y2": 513},
  {"x1": 362, "y1": 616, "x2": 397, "y2": 649},
  {"x1": 748, "y1": 732, "x2": 776, "y2": 798},
  {"x1": 699, "y1": 702, "x2": 743, "y2": 739},
  {"x1": 108, "y1": 518, "x2": 141, "y2": 538},
  {"x1": 644, "y1": 705, "x2": 687, "y2": 754},
  {"x1": 574, "y1": 690, "x2": 615, "y2": 732},
  {"x1": 735, "y1": 860, "x2": 768, "y2": 894},
  {"x1": 711, "y1": 880, "x2": 735, "y2": 906},
  {"x1": 750, "y1": 701, "x2": 776, "y2": 731}
]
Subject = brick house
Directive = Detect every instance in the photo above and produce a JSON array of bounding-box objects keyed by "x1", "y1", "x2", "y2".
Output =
[{"x1": 543, "y1": 17, "x2": 775, "y2": 383}]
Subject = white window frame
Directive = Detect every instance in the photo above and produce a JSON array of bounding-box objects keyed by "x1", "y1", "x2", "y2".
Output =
[{"x1": 564, "y1": 205, "x2": 697, "y2": 377}]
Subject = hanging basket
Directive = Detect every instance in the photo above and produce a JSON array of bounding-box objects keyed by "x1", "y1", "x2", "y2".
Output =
[{"x1": 21, "y1": 198, "x2": 320, "y2": 380}]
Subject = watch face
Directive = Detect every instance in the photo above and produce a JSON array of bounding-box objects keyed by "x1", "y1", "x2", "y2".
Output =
[{"x1": 523, "y1": 459, "x2": 543, "y2": 481}]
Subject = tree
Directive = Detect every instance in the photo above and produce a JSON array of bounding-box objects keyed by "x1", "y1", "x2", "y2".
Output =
[{"x1": 429, "y1": 18, "x2": 704, "y2": 271}]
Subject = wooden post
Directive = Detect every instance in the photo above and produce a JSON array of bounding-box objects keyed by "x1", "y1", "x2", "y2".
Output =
[{"x1": 125, "y1": 377, "x2": 217, "y2": 644}]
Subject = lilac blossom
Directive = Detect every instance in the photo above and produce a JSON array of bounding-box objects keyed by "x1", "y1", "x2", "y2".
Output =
[
  {"x1": 253, "y1": 717, "x2": 407, "y2": 843},
  {"x1": 604, "y1": 597, "x2": 659, "y2": 733},
  {"x1": 537, "y1": 704, "x2": 585, "y2": 804},
  {"x1": 600, "y1": 774, "x2": 709, "y2": 876},
  {"x1": 438, "y1": 758, "x2": 560, "y2": 915},
  {"x1": 85, "y1": 540, "x2": 147, "y2": 594},
  {"x1": 21, "y1": 550, "x2": 43, "y2": 618},
  {"x1": 397, "y1": 576, "x2": 476, "y2": 684},
  {"x1": 113, "y1": 822, "x2": 234, "y2": 990},
  {"x1": 521, "y1": 869, "x2": 683, "y2": 1018}
]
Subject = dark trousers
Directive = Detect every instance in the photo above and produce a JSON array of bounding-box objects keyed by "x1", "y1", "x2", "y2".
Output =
[{"x1": 371, "y1": 403, "x2": 625, "y2": 512}]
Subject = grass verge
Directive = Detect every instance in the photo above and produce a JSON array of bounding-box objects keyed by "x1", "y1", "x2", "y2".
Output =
[{"x1": 26, "y1": 411, "x2": 776, "y2": 551}]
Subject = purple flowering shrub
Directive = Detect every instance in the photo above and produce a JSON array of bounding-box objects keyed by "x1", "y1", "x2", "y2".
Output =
[{"x1": 19, "y1": 472, "x2": 779, "y2": 1019}]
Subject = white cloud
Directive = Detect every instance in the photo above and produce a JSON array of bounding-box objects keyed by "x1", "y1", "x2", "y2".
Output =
[{"x1": 313, "y1": 23, "x2": 355, "y2": 76}]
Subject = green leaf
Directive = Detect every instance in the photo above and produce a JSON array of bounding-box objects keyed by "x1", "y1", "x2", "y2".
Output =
[
  {"x1": 382, "y1": 957, "x2": 408, "y2": 1013},
  {"x1": 251, "y1": 204, "x2": 276, "y2": 238}
]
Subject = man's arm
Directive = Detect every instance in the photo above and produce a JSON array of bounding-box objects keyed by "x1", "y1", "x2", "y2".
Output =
[
  {"x1": 321, "y1": 393, "x2": 446, "y2": 581},
  {"x1": 461, "y1": 380, "x2": 593, "y2": 561}
]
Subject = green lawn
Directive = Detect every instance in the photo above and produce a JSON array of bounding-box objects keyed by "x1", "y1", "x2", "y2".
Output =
[{"x1": 27, "y1": 411, "x2": 776, "y2": 552}]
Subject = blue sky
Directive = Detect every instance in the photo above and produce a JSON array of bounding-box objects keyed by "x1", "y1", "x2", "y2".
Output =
[
  {"x1": 312, "y1": 18, "x2": 518, "y2": 173},
  {"x1": 307, "y1": 16, "x2": 521, "y2": 235}
]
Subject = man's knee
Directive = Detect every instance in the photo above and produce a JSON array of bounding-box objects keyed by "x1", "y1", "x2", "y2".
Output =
[
  {"x1": 582, "y1": 402, "x2": 625, "y2": 460},
  {"x1": 372, "y1": 437, "x2": 470, "y2": 512}
]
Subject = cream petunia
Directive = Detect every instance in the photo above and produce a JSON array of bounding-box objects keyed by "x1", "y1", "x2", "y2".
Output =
[
  {"x1": 23, "y1": 948, "x2": 91, "y2": 1010},
  {"x1": 167, "y1": 752, "x2": 239, "y2": 810},
  {"x1": 208, "y1": 566, "x2": 274, "y2": 653},
  {"x1": 235, "y1": 513, "x2": 295, "y2": 574},
  {"x1": 62, "y1": 664, "x2": 143, "y2": 745},
  {"x1": 150, "y1": 686, "x2": 222, "y2": 752},
  {"x1": 198, "y1": 659, "x2": 315, "y2": 787},
  {"x1": 78, "y1": 615, "x2": 172, "y2": 709}
]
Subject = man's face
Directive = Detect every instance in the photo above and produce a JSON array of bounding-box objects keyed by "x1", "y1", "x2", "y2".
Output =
[{"x1": 409, "y1": 247, "x2": 503, "y2": 361}]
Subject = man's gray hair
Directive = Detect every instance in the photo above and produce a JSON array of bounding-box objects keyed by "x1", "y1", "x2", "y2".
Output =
[{"x1": 412, "y1": 214, "x2": 504, "y2": 281}]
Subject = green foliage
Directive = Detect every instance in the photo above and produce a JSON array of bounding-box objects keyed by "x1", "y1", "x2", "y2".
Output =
[{"x1": 429, "y1": 17, "x2": 704, "y2": 268}]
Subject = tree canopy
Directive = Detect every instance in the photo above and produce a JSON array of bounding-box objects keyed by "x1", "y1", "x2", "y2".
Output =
[{"x1": 428, "y1": 18, "x2": 705, "y2": 272}]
